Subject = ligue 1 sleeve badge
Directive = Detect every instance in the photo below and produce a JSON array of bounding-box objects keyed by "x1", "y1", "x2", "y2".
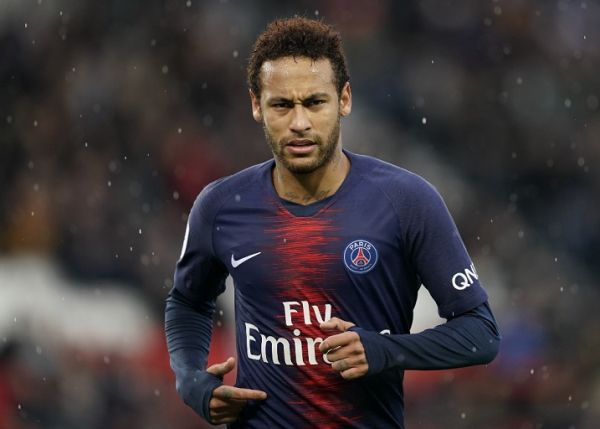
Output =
[{"x1": 343, "y1": 239, "x2": 378, "y2": 274}]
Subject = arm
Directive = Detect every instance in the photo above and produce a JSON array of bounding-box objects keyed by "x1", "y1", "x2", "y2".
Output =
[
  {"x1": 166, "y1": 290, "x2": 267, "y2": 424},
  {"x1": 165, "y1": 288, "x2": 223, "y2": 420},
  {"x1": 320, "y1": 302, "x2": 500, "y2": 378},
  {"x1": 322, "y1": 176, "x2": 500, "y2": 378},
  {"x1": 165, "y1": 185, "x2": 266, "y2": 425}
]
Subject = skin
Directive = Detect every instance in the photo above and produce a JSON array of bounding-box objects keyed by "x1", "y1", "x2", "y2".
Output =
[
  {"x1": 207, "y1": 56, "x2": 367, "y2": 424},
  {"x1": 251, "y1": 56, "x2": 352, "y2": 205}
]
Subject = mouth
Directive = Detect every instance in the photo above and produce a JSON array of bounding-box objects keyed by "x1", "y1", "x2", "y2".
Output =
[
  {"x1": 286, "y1": 139, "x2": 315, "y2": 147},
  {"x1": 284, "y1": 139, "x2": 317, "y2": 155}
]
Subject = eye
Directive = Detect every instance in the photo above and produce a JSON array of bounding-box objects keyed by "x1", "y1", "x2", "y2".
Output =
[
  {"x1": 272, "y1": 102, "x2": 293, "y2": 109},
  {"x1": 305, "y1": 99, "x2": 325, "y2": 107}
]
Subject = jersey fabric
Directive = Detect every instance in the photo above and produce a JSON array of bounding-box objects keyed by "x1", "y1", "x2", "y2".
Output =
[{"x1": 171, "y1": 150, "x2": 489, "y2": 428}]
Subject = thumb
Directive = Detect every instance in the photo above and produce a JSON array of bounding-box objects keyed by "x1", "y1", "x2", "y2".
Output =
[
  {"x1": 206, "y1": 357, "x2": 236, "y2": 377},
  {"x1": 320, "y1": 317, "x2": 355, "y2": 332}
]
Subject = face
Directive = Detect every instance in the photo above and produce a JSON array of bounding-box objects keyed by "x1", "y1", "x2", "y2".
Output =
[{"x1": 250, "y1": 57, "x2": 351, "y2": 174}]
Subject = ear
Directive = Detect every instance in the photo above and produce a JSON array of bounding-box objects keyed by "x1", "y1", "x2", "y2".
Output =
[
  {"x1": 250, "y1": 90, "x2": 262, "y2": 122},
  {"x1": 339, "y1": 82, "x2": 352, "y2": 117}
]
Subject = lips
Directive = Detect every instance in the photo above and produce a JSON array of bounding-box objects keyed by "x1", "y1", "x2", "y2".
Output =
[
  {"x1": 285, "y1": 139, "x2": 317, "y2": 155},
  {"x1": 286, "y1": 139, "x2": 315, "y2": 147}
]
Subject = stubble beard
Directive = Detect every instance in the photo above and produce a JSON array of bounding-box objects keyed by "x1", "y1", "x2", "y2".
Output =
[{"x1": 263, "y1": 115, "x2": 342, "y2": 175}]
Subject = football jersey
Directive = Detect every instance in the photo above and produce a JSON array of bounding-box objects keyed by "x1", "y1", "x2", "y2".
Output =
[{"x1": 174, "y1": 150, "x2": 488, "y2": 428}]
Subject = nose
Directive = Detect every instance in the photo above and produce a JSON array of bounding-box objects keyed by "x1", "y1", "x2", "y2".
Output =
[{"x1": 289, "y1": 104, "x2": 311, "y2": 134}]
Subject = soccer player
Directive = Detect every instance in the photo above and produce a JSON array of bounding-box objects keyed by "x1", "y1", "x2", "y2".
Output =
[{"x1": 165, "y1": 17, "x2": 500, "y2": 428}]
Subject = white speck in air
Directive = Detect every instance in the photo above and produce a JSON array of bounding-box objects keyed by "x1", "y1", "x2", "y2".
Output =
[
  {"x1": 421, "y1": 117, "x2": 427, "y2": 124},
  {"x1": 516, "y1": 77, "x2": 523, "y2": 85},
  {"x1": 314, "y1": 10, "x2": 319, "y2": 16},
  {"x1": 460, "y1": 412, "x2": 467, "y2": 419},
  {"x1": 138, "y1": 228, "x2": 142, "y2": 235},
  {"x1": 530, "y1": 368, "x2": 535, "y2": 375},
  {"x1": 564, "y1": 98, "x2": 572, "y2": 108},
  {"x1": 233, "y1": 50, "x2": 239, "y2": 58},
  {"x1": 162, "y1": 65, "x2": 169, "y2": 74},
  {"x1": 577, "y1": 157, "x2": 585, "y2": 167},
  {"x1": 518, "y1": 230, "x2": 524, "y2": 239},
  {"x1": 17, "y1": 404, "x2": 22, "y2": 410},
  {"x1": 186, "y1": 0, "x2": 192, "y2": 7},
  {"x1": 33, "y1": 120, "x2": 38, "y2": 127},
  {"x1": 154, "y1": 389, "x2": 161, "y2": 396},
  {"x1": 84, "y1": 141, "x2": 88, "y2": 148},
  {"x1": 177, "y1": 128, "x2": 182, "y2": 134},
  {"x1": 173, "y1": 191, "x2": 179, "y2": 200},
  {"x1": 36, "y1": 346, "x2": 42, "y2": 355},
  {"x1": 107, "y1": 181, "x2": 111, "y2": 187},
  {"x1": 235, "y1": 194, "x2": 241, "y2": 202},
  {"x1": 24, "y1": 22, "x2": 28, "y2": 28}
]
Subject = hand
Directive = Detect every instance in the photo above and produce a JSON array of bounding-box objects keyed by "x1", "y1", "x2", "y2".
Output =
[
  {"x1": 319, "y1": 317, "x2": 369, "y2": 380},
  {"x1": 206, "y1": 357, "x2": 267, "y2": 425}
]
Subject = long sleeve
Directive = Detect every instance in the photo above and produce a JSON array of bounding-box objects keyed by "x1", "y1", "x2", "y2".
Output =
[
  {"x1": 165, "y1": 182, "x2": 229, "y2": 422},
  {"x1": 353, "y1": 301, "x2": 500, "y2": 374},
  {"x1": 165, "y1": 288, "x2": 223, "y2": 421}
]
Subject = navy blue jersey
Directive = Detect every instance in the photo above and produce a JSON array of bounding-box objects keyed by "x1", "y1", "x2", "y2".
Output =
[{"x1": 173, "y1": 150, "x2": 488, "y2": 428}]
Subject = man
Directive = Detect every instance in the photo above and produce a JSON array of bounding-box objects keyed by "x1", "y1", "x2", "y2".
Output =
[{"x1": 165, "y1": 17, "x2": 500, "y2": 428}]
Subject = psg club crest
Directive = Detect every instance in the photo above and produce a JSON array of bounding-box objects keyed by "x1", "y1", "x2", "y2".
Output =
[{"x1": 343, "y1": 239, "x2": 378, "y2": 274}]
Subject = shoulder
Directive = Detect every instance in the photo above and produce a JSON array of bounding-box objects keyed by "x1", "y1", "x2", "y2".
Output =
[
  {"x1": 348, "y1": 151, "x2": 441, "y2": 205},
  {"x1": 190, "y1": 159, "x2": 273, "y2": 221}
]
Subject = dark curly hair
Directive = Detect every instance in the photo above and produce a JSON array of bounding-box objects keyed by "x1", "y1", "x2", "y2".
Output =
[{"x1": 247, "y1": 17, "x2": 350, "y2": 98}]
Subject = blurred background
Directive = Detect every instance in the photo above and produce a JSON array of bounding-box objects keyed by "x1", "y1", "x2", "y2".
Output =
[{"x1": 1, "y1": 0, "x2": 598, "y2": 428}]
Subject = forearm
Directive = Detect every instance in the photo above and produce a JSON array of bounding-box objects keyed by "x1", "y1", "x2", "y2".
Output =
[
  {"x1": 355, "y1": 302, "x2": 501, "y2": 374},
  {"x1": 165, "y1": 289, "x2": 223, "y2": 421}
]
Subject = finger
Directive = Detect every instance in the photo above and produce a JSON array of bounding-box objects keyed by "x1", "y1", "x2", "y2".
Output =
[
  {"x1": 319, "y1": 332, "x2": 360, "y2": 353},
  {"x1": 325, "y1": 343, "x2": 364, "y2": 362},
  {"x1": 206, "y1": 356, "x2": 236, "y2": 377},
  {"x1": 213, "y1": 385, "x2": 267, "y2": 401},
  {"x1": 212, "y1": 416, "x2": 238, "y2": 425},
  {"x1": 211, "y1": 404, "x2": 246, "y2": 418},
  {"x1": 330, "y1": 355, "x2": 367, "y2": 372},
  {"x1": 339, "y1": 366, "x2": 368, "y2": 380},
  {"x1": 210, "y1": 397, "x2": 247, "y2": 410},
  {"x1": 320, "y1": 317, "x2": 355, "y2": 332}
]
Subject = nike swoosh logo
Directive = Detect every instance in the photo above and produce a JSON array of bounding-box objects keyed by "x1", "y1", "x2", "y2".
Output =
[{"x1": 231, "y1": 251, "x2": 262, "y2": 268}]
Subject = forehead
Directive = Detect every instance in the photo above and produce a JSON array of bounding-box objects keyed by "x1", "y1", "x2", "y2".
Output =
[{"x1": 259, "y1": 57, "x2": 336, "y2": 97}]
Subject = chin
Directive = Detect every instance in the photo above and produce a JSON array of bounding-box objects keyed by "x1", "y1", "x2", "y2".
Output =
[{"x1": 281, "y1": 156, "x2": 323, "y2": 174}]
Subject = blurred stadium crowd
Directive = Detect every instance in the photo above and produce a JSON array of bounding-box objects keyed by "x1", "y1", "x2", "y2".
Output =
[{"x1": 1, "y1": 0, "x2": 599, "y2": 428}]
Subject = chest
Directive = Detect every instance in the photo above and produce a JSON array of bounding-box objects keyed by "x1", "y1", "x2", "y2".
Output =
[{"x1": 212, "y1": 199, "x2": 401, "y2": 294}]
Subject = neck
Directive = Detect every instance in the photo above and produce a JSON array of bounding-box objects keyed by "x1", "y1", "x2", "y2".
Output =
[{"x1": 273, "y1": 149, "x2": 350, "y2": 205}]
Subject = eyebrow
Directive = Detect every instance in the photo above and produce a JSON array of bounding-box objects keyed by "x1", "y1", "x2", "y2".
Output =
[{"x1": 268, "y1": 93, "x2": 331, "y2": 103}]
